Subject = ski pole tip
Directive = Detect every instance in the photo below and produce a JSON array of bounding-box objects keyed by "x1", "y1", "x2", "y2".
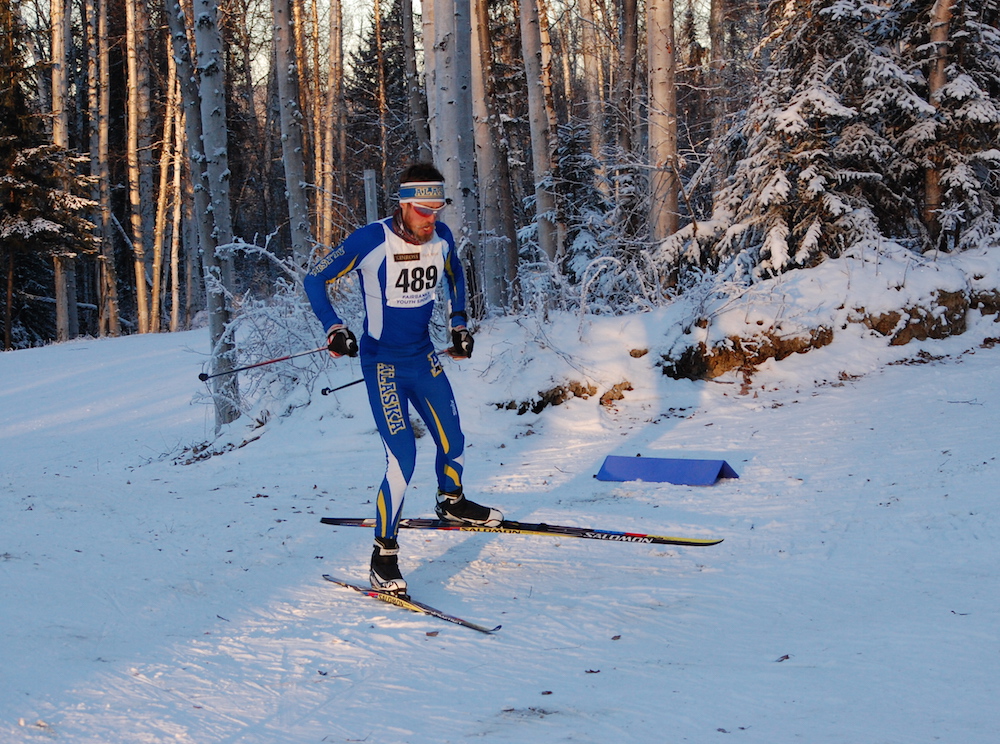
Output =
[{"x1": 198, "y1": 372, "x2": 209, "y2": 382}]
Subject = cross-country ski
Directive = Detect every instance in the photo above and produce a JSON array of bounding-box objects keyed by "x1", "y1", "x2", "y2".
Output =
[
  {"x1": 322, "y1": 575, "x2": 501, "y2": 634},
  {"x1": 320, "y1": 516, "x2": 723, "y2": 547}
]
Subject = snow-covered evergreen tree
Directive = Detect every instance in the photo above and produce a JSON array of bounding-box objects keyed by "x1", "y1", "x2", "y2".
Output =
[
  {"x1": 889, "y1": 0, "x2": 1000, "y2": 251},
  {"x1": 668, "y1": 0, "x2": 904, "y2": 278},
  {"x1": 556, "y1": 120, "x2": 611, "y2": 284},
  {"x1": 662, "y1": 0, "x2": 1000, "y2": 284}
]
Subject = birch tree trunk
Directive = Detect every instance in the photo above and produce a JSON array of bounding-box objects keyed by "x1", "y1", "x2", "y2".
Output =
[
  {"x1": 93, "y1": 0, "x2": 120, "y2": 335},
  {"x1": 125, "y1": 0, "x2": 148, "y2": 332},
  {"x1": 648, "y1": 0, "x2": 679, "y2": 244},
  {"x1": 169, "y1": 0, "x2": 239, "y2": 427},
  {"x1": 579, "y1": 0, "x2": 605, "y2": 185},
  {"x1": 430, "y1": 0, "x2": 480, "y2": 273},
  {"x1": 320, "y1": 0, "x2": 345, "y2": 247},
  {"x1": 518, "y1": 0, "x2": 560, "y2": 261},
  {"x1": 125, "y1": 0, "x2": 154, "y2": 332},
  {"x1": 472, "y1": 0, "x2": 519, "y2": 310},
  {"x1": 923, "y1": 0, "x2": 952, "y2": 245},
  {"x1": 150, "y1": 58, "x2": 180, "y2": 332},
  {"x1": 193, "y1": 0, "x2": 235, "y2": 253},
  {"x1": 86, "y1": 0, "x2": 103, "y2": 329},
  {"x1": 273, "y1": 0, "x2": 314, "y2": 270},
  {"x1": 170, "y1": 111, "x2": 184, "y2": 332},
  {"x1": 51, "y1": 0, "x2": 79, "y2": 341}
]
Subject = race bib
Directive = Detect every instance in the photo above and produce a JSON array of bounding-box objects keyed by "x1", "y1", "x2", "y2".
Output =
[{"x1": 384, "y1": 237, "x2": 443, "y2": 309}]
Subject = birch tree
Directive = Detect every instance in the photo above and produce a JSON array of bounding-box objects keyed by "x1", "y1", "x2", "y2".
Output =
[
  {"x1": 273, "y1": 0, "x2": 314, "y2": 270},
  {"x1": 429, "y1": 0, "x2": 479, "y2": 267},
  {"x1": 519, "y1": 0, "x2": 560, "y2": 261},
  {"x1": 648, "y1": 0, "x2": 679, "y2": 243},
  {"x1": 169, "y1": 0, "x2": 239, "y2": 426},
  {"x1": 472, "y1": 0, "x2": 519, "y2": 310},
  {"x1": 125, "y1": 0, "x2": 154, "y2": 332},
  {"x1": 169, "y1": 107, "x2": 184, "y2": 331},
  {"x1": 90, "y1": 0, "x2": 119, "y2": 336},
  {"x1": 320, "y1": 0, "x2": 346, "y2": 247},
  {"x1": 150, "y1": 56, "x2": 180, "y2": 332},
  {"x1": 193, "y1": 0, "x2": 235, "y2": 255},
  {"x1": 51, "y1": 0, "x2": 67, "y2": 272},
  {"x1": 50, "y1": 0, "x2": 78, "y2": 340}
]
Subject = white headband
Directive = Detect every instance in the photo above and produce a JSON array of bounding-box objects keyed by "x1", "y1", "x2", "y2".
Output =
[{"x1": 398, "y1": 181, "x2": 445, "y2": 203}]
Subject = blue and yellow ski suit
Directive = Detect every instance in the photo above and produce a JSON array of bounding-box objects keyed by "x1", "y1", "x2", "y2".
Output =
[{"x1": 303, "y1": 217, "x2": 468, "y2": 541}]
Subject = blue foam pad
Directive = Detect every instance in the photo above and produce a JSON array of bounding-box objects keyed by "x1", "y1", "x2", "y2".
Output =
[{"x1": 596, "y1": 455, "x2": 739, "y2": 486}]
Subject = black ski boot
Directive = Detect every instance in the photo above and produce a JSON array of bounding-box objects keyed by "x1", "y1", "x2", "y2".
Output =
[
  {"x1": 370, "y1": 536, "x2": 407, "y2": 595},
  {"x1": 435, "y1": 489, "x2": 503, "y2": 527}
]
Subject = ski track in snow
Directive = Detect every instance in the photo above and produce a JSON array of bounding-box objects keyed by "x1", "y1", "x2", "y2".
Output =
[{"x1": 1, "y1": 317, "x2": 999, "y2": 743}]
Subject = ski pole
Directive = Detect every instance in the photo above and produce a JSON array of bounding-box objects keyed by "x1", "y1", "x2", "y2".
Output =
[
  {"x1": 198, "y1": 345, "x2": 328, "y2": 382},
  {"x1": 315, "y1": 345, "x2": 465, "y2": 394},
  {"x1": 321, "y1": 378, "x2": 365, "y2": 395},
  {"x1": 316, "y1": 346, "x2": 466, "y2": 394}
]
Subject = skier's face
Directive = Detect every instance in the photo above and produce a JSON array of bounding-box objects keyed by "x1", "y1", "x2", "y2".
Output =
[{"x1": 401, "y1": 201, "x2": 445, "y2": 243}]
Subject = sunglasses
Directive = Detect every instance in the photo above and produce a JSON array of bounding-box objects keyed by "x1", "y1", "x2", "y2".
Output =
[{"x1": 410, "y1": 203, "x2": 447, "y2": 217}]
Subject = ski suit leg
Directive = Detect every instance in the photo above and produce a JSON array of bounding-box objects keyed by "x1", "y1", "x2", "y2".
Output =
[
  {"x1": 363, "y1": 358, "x2": 416, "y2": 540},
  {"x1": 409, "y1": 352, "x2": 465, "y2": 495}
]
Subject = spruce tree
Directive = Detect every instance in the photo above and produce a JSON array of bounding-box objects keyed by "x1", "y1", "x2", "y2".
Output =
[
  {"x1": 668, "y1": 0, "x2": 1000, "y2": 283},
  {"x1": 667, "y1": 0, "x2": 1000, "y2": 282},
  {"x1": 707, "y1": 0, "x2": 897, "y2": 277},
  {"x1": 890, "y1": 0, "x2": 1000, "y2": 251}
]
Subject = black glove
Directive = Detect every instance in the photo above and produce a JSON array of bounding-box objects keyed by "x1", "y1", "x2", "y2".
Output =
[
  {"x1": 450, "y1": 327, "x2": 474, "y2": 359},
  {"x1": 326, "y1": 325, "x2": 358, "y2": 358}
]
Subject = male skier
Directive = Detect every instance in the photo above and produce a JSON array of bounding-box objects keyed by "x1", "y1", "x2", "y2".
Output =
[{"x1": 304, "y1": 163, "x2": 503, "y2": 595}]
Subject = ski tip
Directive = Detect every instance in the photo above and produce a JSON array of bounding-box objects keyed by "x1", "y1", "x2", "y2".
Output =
[{"x1": 467, "y1": 623, "x2": 502, "y2": 634}]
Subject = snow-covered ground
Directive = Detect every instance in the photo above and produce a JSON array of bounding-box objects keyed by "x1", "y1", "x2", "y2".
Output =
[{"x1": 3, "y1": 273, "x2": 999, "y2": 742}]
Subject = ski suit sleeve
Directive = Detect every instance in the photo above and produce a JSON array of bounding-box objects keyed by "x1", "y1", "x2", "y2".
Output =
[
  {"x1": 303, "y1": 223, "x2": 386, "y2": 333},
  {"x1": 437, "y1": 223, "x2": 467, "y2": 323}
]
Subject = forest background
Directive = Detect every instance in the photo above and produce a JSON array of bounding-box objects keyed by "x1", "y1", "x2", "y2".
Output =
[{"x1": 2, "y1": 0, "x2": 999, "y2": 427}]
